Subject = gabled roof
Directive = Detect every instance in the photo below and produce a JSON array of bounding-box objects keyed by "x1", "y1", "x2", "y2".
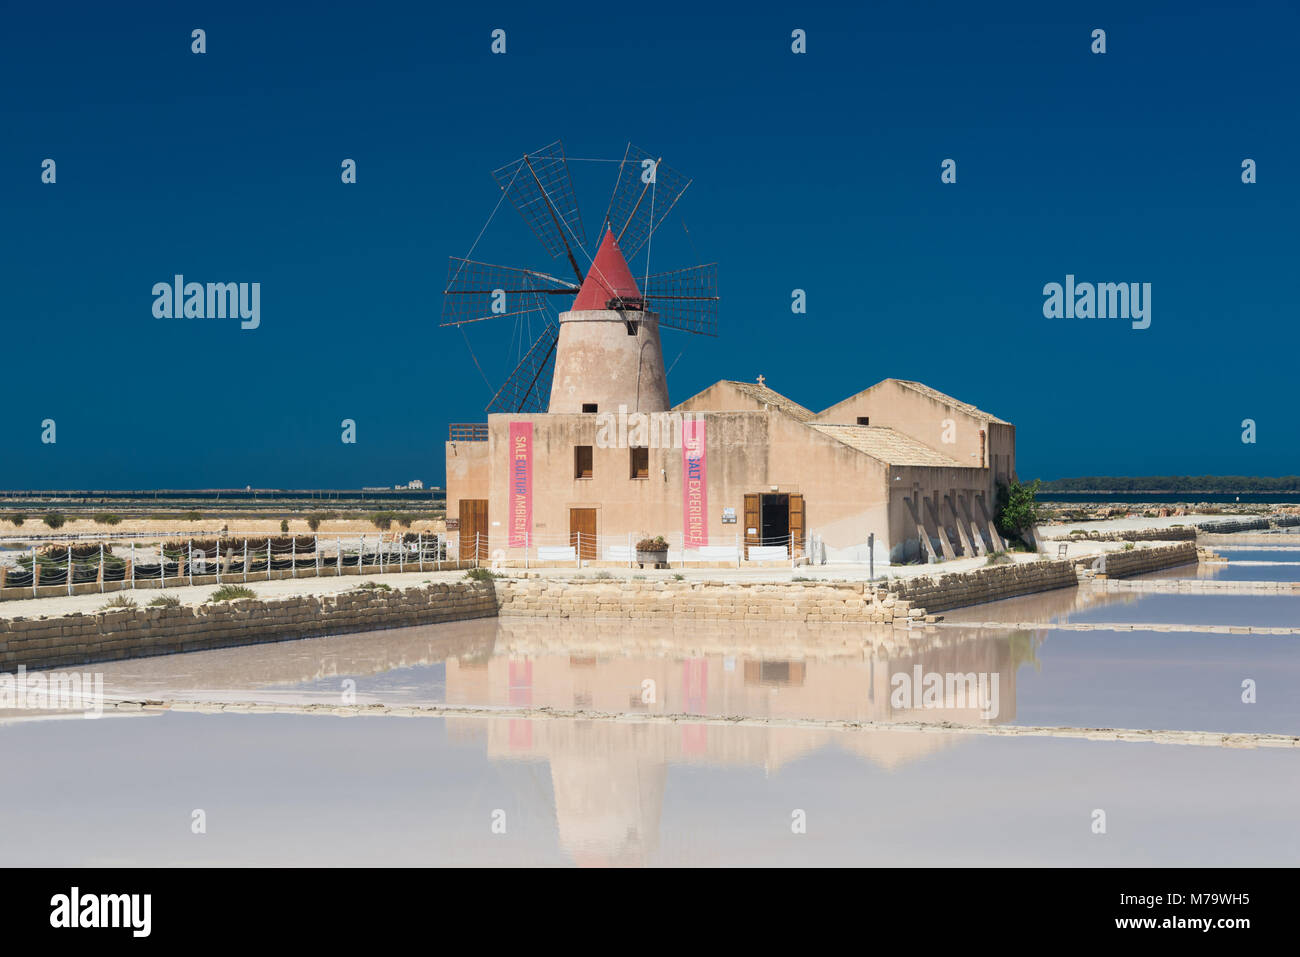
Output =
[
  {"x1": 809, "y1": 424, "x2": 965, "y2": 467},
  {"x1": 889, "y1": 379, "x2": 1010, "y2": 425},
  {"x1": 716, "y1": 380, "x2": 816, "y2": 421}
]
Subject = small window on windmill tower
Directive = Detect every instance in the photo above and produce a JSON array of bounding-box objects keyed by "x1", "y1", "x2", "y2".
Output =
[
  {"x1": 582, "y1": 403, "x2": 598, "y2": 413},
  {"x1": 857, "y1": 416, "x2": 870, "y2": 426},
  {"x1": 630, "y1": 446, "x2": 649, "y2": 479}
]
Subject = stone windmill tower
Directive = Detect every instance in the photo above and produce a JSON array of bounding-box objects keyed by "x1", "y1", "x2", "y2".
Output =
[{"x1": 441, "y1": 142, "x2": 718, "y2": 413}]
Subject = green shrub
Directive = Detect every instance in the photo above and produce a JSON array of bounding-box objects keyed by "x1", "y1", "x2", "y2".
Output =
[
  {"x1": 464, "y1": 566, "x2": 501, "y2": 581},
  {"x1": 148, "y1": 595, "x2": 181, "y2": 608},
  {"x1": 1122, "y1": 542, "x2": 1136, "y2": 551},
  {"x1": 370, "y1": 511, "x2": 396, "y2": 530},
  {"x1": 208, "y1": 584, "x2": 256, "y2": 602},
  {"x1": 636, "y1": 536, "x2": 668, "y2": 551},
  {"x1": 42, "y1": 512, "x2": 67, "y2": 529},
  {"x1": 672, "y1": 573, "x2": 685, "y2": 581},
  {"x1": 8, "y1": 513, "x2": 26, "y2": 527},
  {"x1": 994, "y1": 480, "x2": 1042, "y2": 546},
  {"x1": 355, "y1": 580, "x2": 392, "y2": 592},
  {"x1": 985, "y1": 550, "x2": 1013, "y2": 565},
  {"x1": 183, "y1": 510, "x2": 202, "y2": 522},
  {"x1": 100, "y1": 595, "x2": 138, "y2": 609},
  {"x1": 280, "y1": 519, "x2": 289, "y2": 533},
  {"x1": 93, "y1": 513, "x2": 123, "y2": 526}
]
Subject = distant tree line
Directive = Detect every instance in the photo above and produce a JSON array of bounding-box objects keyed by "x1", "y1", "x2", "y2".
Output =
[{"x1": 1039, "y1": 476, "x2": 1300, "y2": 492}]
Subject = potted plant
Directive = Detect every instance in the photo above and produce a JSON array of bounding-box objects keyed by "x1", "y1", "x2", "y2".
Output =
[{"x1": 636, "y1": 536, "x2": 669, "y2": 567}]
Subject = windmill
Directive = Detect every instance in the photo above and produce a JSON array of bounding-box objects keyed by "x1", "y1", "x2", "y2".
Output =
[{"x1": 441, "y1": 141, "x2": 718, "y2": 414}]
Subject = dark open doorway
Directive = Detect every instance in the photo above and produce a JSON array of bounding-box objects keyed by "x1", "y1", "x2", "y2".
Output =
[
  {"x1": 743, "y1": 492, "x2": 806, "y2": 557},
  {"x1": 760, "y1": 493, "x2": 789, "y2": 544}
]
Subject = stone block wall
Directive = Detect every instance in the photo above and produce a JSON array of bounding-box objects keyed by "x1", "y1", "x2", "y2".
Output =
[
  {"x1": 495, "y1": 579, "x2": 926, "y2": 625},
  {"x1": 0, "y1": 581, "x2": 497, "y2": 671},
  {"x1": 888, "y1": 559, "x2": 1079, "y2": 613},
  {"x1": 1087, "y1": 541, "x2": 1198, "y2": 578}
]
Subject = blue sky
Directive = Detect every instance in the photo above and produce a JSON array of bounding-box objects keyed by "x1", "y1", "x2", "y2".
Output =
[{"x1": 2, "y1": 1, "x2": 1295, "y2": 488}]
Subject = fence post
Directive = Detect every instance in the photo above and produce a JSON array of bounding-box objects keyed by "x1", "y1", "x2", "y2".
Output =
[
  {"x1": 315, "y1": 535, "x2": 320, "y2": 576},
  {"x1": 628, "y1": 531, "x2": 633, "y2": 569},
  {"x1": 475, "y1": 532, "x2": 480, "y2": 568},
  {"x1": 99, "y1": 543, "x2": 105, "y2": 592},
  {"x1": 337, "y1": 537, "x2": 342, "y2": 575},
  {"x1": 188, "y1": 539, "x2": 194, "y2": 586},
  {"x1": 130, "y1": 542, "x2": 135, "y2": 590},
  {"x1": 266, "y1": 538, "x2": 272, "y2": 582},
  {"x1": 291, "y1": 537, "x2": 297, "y2": 578},
  {"x1": 576, "y1": 532, "x2": 581, "y2": 569},
  {"x1": 869, "y1": 532, "x2": 874, "y2": 581},
  {"x1": 67, "y1": 544, "x2": 73, "y2": 596},
  {"x1": 418, "y1": 533, "x2": 424, "y2": 572},
  {"x1": 524, "y1": 530, "x2": 529, "y2": 571},
  {"x1": 31, "y1": 546, "x2": 38, "y2": 596},
  {"x1": 217, "y1": 540, "x2": 223, "y2": 584},
  {"x1": 736, "y1": 531, "x2": 740, "y2": 569},
  {"x1": 360, "y1": 534, "x2": 366, "y2": 576},
  {"x1": 243, "y1": 539, "x2": 248, "y2": 583},
  {"x1": 399, "y1": 533, "x2": 405, "y2": 573}
]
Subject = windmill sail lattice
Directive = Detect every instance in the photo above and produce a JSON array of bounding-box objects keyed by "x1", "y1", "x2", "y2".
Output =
[{"x1": 444, "y1": 141, "x2": 719, "y2": 413}]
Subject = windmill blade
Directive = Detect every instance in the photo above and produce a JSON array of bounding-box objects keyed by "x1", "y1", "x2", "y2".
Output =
[
  {"x1": 643, "y1": 263, "x2": 718, "y2": 336},
  {"x1": 442, "y1": 258, "x2": 577, "y2": 326},
  {"x1": 492, "y1": 141, "x2": 587, "y2": 282},
  {"x1": 603, "y1": 144, "x2": 693, "y2": 261},
  {"x1": 486, "y1": 321, "x2": 559, "y2": 414}
]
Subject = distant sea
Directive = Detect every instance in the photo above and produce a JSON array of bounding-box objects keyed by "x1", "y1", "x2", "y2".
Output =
[{"x1": 1041, "y1": 492, "x2": 1300, "y2": 504}]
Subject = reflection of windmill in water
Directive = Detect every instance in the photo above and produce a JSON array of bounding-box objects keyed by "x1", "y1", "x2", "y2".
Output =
[{"x1": 442, "y1": 142, "x2": 718, "y2": 413}]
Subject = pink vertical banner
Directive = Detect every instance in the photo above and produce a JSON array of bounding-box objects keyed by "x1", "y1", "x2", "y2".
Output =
[
  {"x1": 508, "y1": 421, "x2": 532, "y2": 548},
  {"x1": 682, "y1": 418, "x2": 708, "y2": 547}
]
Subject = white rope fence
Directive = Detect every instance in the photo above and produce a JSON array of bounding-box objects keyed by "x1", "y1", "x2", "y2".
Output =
[{"x1": 0, "y1": 533, "x2": 455, "y2": 596}]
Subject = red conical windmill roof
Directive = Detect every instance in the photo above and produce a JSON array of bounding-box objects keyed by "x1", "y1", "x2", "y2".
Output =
[{"x1": 571, "y1": 229, "x2": 642, "y2": 310}]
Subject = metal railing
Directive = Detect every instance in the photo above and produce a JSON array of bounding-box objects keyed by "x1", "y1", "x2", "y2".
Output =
[{"x1": 448, "y1": 423, "x2": 489, "y2": 441}]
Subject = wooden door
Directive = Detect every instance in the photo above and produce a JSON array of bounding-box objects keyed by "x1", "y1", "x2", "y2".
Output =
[
  {"x1": 789, "y1": 493, "x2": 805, "y2": 556},
  {"x1": 569, "y1": 508, "x2": 597, "y2": 561},
  {"x1": 743, "y1": 493, "x2": 760, "y2": 559},
  {"x1": 459, "y1": 499, "x2": 488, "y2": 562}
]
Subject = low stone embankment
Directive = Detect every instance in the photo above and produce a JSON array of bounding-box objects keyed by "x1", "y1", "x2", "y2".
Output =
[
  {"x1": 1088, "y1": 542, "x2": 1199, "y2": 577},
  {"x1": 2, "y1": 544, "x2": 1202, "y2": 671},
  {"x1": 495, "y1": 579, "x2": 928, "y2": 625},
  {"x1": 1050, "y1": 527, "x2": 1197, "y2": 542},
  {"x1": 890, "y1": 559, "x2": 1079, "y2": 613},
  {"x1": 0, "y1": 581, "x2": 496, "y2": 671},
  {"x1": 1195, "y1": 518, "x2": 1271, "y2": 533}
]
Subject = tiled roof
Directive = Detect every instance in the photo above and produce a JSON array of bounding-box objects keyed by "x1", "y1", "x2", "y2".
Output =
[
  {"x1": 891, "y1": 380, "x2": 1010, "y2": 425},
  {"x1": 810, "y1": 424, "x2": 966, "y2": 467},
  {"x1": 720, "y1": 381, "x2": 816, "y2": 421}
]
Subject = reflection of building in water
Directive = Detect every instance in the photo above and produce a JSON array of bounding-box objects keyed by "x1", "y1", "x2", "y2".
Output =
[
  {"x1": 83, "y1": 578, "x2": 1158, "y2": 866},
  {"x1": 445, "y1": 617, "x2": 1031, "y2": 866}
]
